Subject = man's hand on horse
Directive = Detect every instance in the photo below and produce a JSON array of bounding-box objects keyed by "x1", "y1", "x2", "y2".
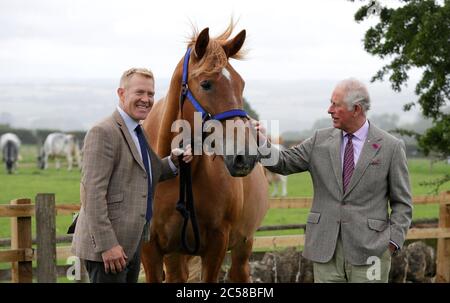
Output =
[
  {"x1": 170, "y1": 144, "x2": 193, "y2": 167},
  {"x1": 101, "y1": 245, "x2": 128, "y2": 274},
  {"x1": 249, "y1": 119, "x2": 269, "y2": 146}
]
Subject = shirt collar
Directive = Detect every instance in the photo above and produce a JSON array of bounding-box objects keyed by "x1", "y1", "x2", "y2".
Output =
[
  {"x1": 117, "y1": 105, "x2": 140, "y2": 132},
  {"x1": 343, "y1": 119, "x2": 369, "y2": 141}
]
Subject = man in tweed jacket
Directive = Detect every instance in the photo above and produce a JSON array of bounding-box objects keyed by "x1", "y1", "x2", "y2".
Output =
[
  {"x1": 255, "y1": 78, "x2": 412, "y2": 282},
  {"x1": 71, "y1": 68, "x2": 192, "y2": 283}
]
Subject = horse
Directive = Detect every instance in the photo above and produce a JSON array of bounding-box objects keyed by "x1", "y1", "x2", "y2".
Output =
[
  {"x1": 141, "y1": 24, "x2": 269, "y2": 282},
  {"x1": 0, "y1": 133, "x2": 21, "y2": 174},
  {"x1": 264, "y1": 136, "x2": 287, "y2": 197},
  {"x1": 265, "y1": 167, "x2": 288, "y2": 197},
  {"x1": 38, "y1": 132, "x2": 81, "y2": 170}
]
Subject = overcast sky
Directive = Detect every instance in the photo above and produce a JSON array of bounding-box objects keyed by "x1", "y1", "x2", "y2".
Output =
[
  {"x1": 0, "y1": 0, "x2": 423, "y2": 132},
  {"x1": 0, "y1": 0, "x2": 416, "y2": 81}
]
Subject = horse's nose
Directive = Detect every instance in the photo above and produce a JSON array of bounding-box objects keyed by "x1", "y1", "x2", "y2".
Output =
[{"x1": 234, "y1": 155, "x2": 246, "y2": 168}]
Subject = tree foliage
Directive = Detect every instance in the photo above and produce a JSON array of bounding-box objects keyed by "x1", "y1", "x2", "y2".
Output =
[
  {"x1": 353, "y1": 0, "x2": 449, "y2": 190},
  {"x1": 354, "y1": 0, "x2": 449, "y2": 155},
  {"x1": 243, "y1": 97, "x2": 260, "y2": 120}
]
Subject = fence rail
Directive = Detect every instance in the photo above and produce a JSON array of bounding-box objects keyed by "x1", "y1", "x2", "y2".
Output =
[{"x1": 0, "y1": 192, "x2": 449, "y2": 282}]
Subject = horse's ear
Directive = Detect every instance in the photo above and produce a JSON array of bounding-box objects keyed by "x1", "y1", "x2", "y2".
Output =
[
  {"x1": 194, "y1": 28, "x2": 209, "y2": 60},
  {"x1": 223, "y1": 29, "x2": 246, "y2": 58}
]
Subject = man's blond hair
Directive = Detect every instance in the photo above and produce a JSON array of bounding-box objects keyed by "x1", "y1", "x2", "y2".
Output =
[{"x1": 119, "y1": 68, "x2": 154, "y2": 88}]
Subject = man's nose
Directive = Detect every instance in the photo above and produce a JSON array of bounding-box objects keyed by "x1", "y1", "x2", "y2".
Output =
[{"x1": 141, "y1": 95, "x2": 151, "y2": 103}]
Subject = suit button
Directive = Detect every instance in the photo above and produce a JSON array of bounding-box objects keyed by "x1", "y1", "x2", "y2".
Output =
[
  {"x1": 140, "y1": 214, "x2": 145, "y2": 218},
  {"x1": 337, "y1": 220, "x2": 340, "y2": 224},
  {"x1": 143, "y1": 174, "x2": 147, "y2": 179},
  {"x1": 142, "y1": 194, "x2": 147, "y2": 198}
]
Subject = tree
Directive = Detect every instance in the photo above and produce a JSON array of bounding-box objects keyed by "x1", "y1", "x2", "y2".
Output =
[
  {"x1": 353, "y1": 0, "x2": 449, "y2": 191},
  {"x1": 243, "y1": 97, "x2": 260, "y2": 120},
  {"x1": 367, "y1": 113, "x2": 399, "y2": 131}
]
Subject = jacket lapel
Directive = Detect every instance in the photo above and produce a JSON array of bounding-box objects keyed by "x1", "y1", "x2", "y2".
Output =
[
  {"x1": 328, "y1": 129, "x2": 343, "y2": 195},
  {"x1": 343, "y1": 122, "x2": 383, "y2": 198},
  {"x1": 113, "y1": 110, "x2": 146, "y2": 172}
]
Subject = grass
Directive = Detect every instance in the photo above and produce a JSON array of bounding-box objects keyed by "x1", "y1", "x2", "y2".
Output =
[
  {"x1": 0, "y1": 146, "x2": 448, "y2": 238},
  {"x1": 0, "y1": 145, "x2": 449, "y2": 282},
  {"x1": 0, "y1": 145, "x2": 80, "y2": 239},
  {"x1": 279, "y1": 159, "x2": 450, "y2": 197}
]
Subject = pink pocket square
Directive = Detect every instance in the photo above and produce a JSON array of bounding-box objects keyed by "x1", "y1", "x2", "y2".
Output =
[{"x1": 370, "y1": 159, "x2": 381, "y2": 165}]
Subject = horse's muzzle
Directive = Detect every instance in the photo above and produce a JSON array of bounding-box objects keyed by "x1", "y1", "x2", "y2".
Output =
[{"x1": 224, "y1": 154, "x2": 258, "y2": 177}]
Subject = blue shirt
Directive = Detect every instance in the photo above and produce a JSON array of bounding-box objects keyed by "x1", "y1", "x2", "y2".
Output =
[{"x1": 116, "y1": 106, "x2": 177, "y2": 176}]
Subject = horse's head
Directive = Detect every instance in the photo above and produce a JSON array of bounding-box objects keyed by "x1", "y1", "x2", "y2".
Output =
[{"x1": 181, "y1": 26, "x2": 258, "y2": 177}]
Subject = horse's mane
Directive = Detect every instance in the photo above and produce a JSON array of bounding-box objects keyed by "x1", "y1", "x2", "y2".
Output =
[{"x1": 187, "y1": 21, "x2": 247, "y2": 78}]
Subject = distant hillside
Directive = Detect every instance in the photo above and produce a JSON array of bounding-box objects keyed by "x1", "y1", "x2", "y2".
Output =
[{"x1": 0, "y1": 78, "x2": 421, "y2": 134}]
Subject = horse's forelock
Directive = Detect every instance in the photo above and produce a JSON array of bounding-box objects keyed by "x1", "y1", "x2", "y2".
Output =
[
  {"x1": 188, "y1": 21, "x2": 246, "y2": 78},
  {"x1": 190, "y1": 41, "x2": 228, "y2": 78}
]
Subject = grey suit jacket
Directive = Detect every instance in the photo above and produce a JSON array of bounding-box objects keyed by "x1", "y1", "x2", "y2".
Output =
[
  {"x1": 71, "y1": 110, "x2": 175, "y2": 262},
  {"x1": 265, "y1": 122, "x2": 413, "y2": 265}
]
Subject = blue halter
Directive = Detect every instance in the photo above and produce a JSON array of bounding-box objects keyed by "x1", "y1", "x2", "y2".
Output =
[{"x1": 180, "y1": 48, "x2": 248, "y2": 121}]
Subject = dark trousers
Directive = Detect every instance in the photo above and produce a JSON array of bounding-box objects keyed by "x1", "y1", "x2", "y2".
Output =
[{"x1": 83, "y1": 225, "x2": 147, "y2": 283}]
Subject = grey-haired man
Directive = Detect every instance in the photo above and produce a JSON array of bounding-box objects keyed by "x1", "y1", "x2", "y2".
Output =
[{"x1": 255, "y1": 78, "x2": 412, "y2": 282}]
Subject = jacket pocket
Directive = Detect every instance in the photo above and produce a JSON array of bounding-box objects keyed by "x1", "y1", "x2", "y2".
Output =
[
  {"x1": 307, "y1": 212, "x2": 321, "y2": 224},
  {"x1": 106, "y1": 193, "x2": 124, "y2": 216},
  {"x1": 368, "y1": 218, "x2": 388, "y2": 232},
  {"x1": 106, "y1": 192, "x2": 124, "y2": 204}
]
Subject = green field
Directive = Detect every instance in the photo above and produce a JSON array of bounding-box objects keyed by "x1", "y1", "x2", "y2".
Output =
[{"x1": 0, "y1": 144, "x2": 449, "y2": 240}]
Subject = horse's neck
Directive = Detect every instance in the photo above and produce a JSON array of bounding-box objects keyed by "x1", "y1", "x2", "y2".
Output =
[{"x1": 156, "y1": 62, "x2": 184, "y2": 156}]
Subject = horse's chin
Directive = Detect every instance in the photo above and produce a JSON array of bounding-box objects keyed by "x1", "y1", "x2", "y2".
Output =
[
  {"x1": 226, "y1": 165, "x2": 253, "y2": 177},
  {"x1": 226, "y1": 166, "x2": 253, "y2": 177}
]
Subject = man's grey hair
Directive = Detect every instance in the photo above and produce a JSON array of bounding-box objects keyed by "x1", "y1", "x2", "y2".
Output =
[{"x1": 336, "y1": 78, "x2": 371, "y2": 113}]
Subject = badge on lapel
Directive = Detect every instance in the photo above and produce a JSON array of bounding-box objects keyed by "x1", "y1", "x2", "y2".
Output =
[{"x1": 370, "y1": 158, "x2": 381, "y2": 165}]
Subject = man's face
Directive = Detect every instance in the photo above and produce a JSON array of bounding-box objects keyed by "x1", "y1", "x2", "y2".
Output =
[
  {"x1": 327, "y1": 88, "x2": 355, "y2": 132},
  {"x1": 118, "y1": 74, "x2": 155, "y2": 121}
]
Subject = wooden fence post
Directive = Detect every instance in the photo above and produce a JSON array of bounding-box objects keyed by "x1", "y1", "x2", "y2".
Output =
[
  {"x1": 36, "y1": 193, "x2": 57, "y2": 283},
  {"x1": 436, "y1": 191, "x2": 450, "y2": 282},
  {"x1": 10, "y1": 198, "x2": 33, "y2": 283}
]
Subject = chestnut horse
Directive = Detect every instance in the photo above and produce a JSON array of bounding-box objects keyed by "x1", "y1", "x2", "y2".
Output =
[{"x1": 141, "y1": 24, "x2": 269, "y2": 282}]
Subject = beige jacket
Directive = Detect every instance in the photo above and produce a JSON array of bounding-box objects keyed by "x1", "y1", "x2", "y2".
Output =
[
  {"x1": 266, "y1": 122, "x2": 413, "y2": 265},
  {"x1": 71, "y1": 110, "x2": 175, "y2": 261}
]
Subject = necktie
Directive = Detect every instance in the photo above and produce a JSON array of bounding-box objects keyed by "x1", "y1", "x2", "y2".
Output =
[
  {"x1": 342, "y1": 133, "x2": 354, "y2": 193},
  {"x1": 135, "y1": 125, "x2": 153, "y2": 222}
]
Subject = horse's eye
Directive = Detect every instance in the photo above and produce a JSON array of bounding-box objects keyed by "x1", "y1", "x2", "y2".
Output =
[{"x1": 200, "y1": 80, "x2": 212, "y2": 91}]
